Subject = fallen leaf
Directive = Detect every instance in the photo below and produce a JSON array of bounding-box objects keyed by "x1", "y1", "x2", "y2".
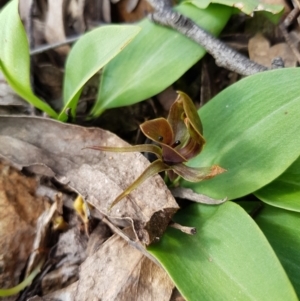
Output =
[
  {"x1": 0, "y1": 116, "x2": 179, "y2": 245},
  {"x1": 85, "y1": 0, "x2": 111, "y2": 25},
  {"x1": 25, "y1": 198, "x2": 61, "y2": 277},
  {"x1": 44, "y1": 0, "x2": 70, "y2": 55},
  {"x1": 0, "y1": 161, "x2": 47, "y2": 293},
  {"x1": 44, "y1": 231, "x2": 174, "y2": 301},
  {"x1": 67, "y1": 0, "x2": 86, "y2": 34},
  {"x1": 248, "y1": 33, "x2": 298, "y2": 67},
  {"x1": 113, "y1": 0, "x2": 153, "y2": 23},
  {"x1": 41, "y1": 224, "x2": 89, "y2": 295}
]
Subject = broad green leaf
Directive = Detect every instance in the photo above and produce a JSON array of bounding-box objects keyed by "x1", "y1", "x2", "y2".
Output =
[
  {"x1": 92, "y1": 4, "x2": 232, "y2": 116},
  {"x1": 148, "y1": 202, "x2": 297, "y2": 301},
  {"x1": 183, "y1": 68, "x2": 300, "y2": 200},
  {"x1": 185, "y1": 0, "x2": 283, "y2": 15},
  {"x1": 58, "y1": 25, "x2": 140, "y2": 121},
  {"x1": 255, "y1": 205, "x2": 300, "y2": 298},
  {"x1": 255, "y1": 156, "x2": 300, "y2": 212},
  {"x1": 0, "y1": 0, "x2": 58, "y2": 118}
]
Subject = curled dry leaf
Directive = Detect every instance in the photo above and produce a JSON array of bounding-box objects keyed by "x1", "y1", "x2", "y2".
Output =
[
  {"x1": 44, "y1": 231, "x2": 174, "y2": 301},
  {"x1": 0, "y1": 116, "x2": 178, "y2": 245},
  {"x1": 25, "y1": 198, "x2": 62, "y2": 277}
]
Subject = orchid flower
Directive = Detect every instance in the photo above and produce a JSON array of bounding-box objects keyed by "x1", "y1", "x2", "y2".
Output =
[{"x1": 86, "y1": 92, "x2": 225, "y2": 208}]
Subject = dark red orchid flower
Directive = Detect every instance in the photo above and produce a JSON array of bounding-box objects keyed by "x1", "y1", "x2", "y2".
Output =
[{"x1": 86, "y1": 92, "x2": 225, "y2": 208}]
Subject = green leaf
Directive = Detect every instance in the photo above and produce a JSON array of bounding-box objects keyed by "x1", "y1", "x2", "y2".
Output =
[
  {"x1": 148, "y1": 202, "x2": 297, "y2": 301},
  {"x1": 0, "y1": 0, "x2": 58, "y2": 118},
  {"x1": 183, "y1": 68, "x2": 300, "y2": 200},
  {"x1": 58, "y1": 25, "x2": 140, "y2": 121},
  {"x1": 255, "y1": 205, "x2": 300, "y2": 298},
  {"x1": 255, "y1": 156, "x2": 300, "y2": 212},
  {"x1": 92, "y1": 4, "x2": 232, "y2": 116},
  {"x1": 185, "y1": 0, "x2": 283, "y2": 15}
]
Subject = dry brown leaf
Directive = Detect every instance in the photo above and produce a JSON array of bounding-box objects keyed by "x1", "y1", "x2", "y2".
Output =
[
  {"x1": 85, "y1": 0, "x2": 111, "y2": 26},
  {"x1": 67, "y1": 0, "x2": 86, "y2": 33},
  {"x1": 113, "y1": 0, "x2": 153, "y2": 23},
  {"x1": 44, "y1": 0, "x2": 70, "y2": 55},
  {"x1": 170, "y1": 289, "x2": 186, "y2": 301},
  {"x1": 0, "y1": 161, "x2": 47, "y2": 293},
  {"x1": 41, "y1": 224, "x2": 89, "y2": 295},
  {"x1": 0, "y1": 116, "x2": 179, "y2": 245},
  {"x1": 25, "y1": 198, "x2": 62, "y2": 277},
  {"x1": 44, "y1": 232, "x2": 174, "y2": 301},
  {"x1": 86, "y1": 222, "x2": 111, "y2": 255},
  {"x1": 248, "y1": 33, "x2": 298, "y2": 67}
]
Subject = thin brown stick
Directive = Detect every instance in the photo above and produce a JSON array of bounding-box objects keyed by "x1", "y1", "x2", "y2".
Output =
[{"x1": 280, "y1": 7, "x2": 300, "y2": 63}]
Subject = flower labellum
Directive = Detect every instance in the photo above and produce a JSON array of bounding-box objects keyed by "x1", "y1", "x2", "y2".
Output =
[{"x1": 85, "y1": 92, "x2": 225, "y2": 208}]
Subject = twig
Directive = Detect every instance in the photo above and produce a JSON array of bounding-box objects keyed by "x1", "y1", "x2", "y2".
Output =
[
  {"x1": 148, "y1": 4, "x2": 269, "y2": 76},
  {"x1": 280, "y1": 7, "x2": 300, "y2": 63},
  {"x1": 169, "y1": 222, "x2": 196, "y2": 235},
  {"x1": 171, "y1": 187, "x2": 227, "y2": 204},
  {"x1": 30, "y1": 36, "x2": 80, "y2": 56}
]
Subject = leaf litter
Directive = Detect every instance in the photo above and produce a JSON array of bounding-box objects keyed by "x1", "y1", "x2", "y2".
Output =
[
  {"x1": 44, "y1": 229, "x2": 174, "y2": 301},
  {"x1": 0, "y1": 161, "x2": 48, "y2": 297},
  {"x1": 0, "y1": 116, "x2": 180, "y2": 300}
]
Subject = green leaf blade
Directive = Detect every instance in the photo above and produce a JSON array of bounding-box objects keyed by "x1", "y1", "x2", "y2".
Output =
[
  {"x1": 183, "y1": 68, "x2": 300, "y2": 200},
  {"x1": 256, "y1": 205, "x2": 300, "y2": 298},
  {"x1": 59, "y1": 25, "x2": 141, "y2": 121},
  {"x1": 92, "y1": 4, "x2": 232, "y2": 116},
  {"x1": 255, "y1": 156, "x2": 300, "y2": 212},
  {"x1": 0, "y1": 0, "x2": 58, "y2": 118},
  {"x1": 148, "y1": 202, "x2": 297, "y2": 301}
]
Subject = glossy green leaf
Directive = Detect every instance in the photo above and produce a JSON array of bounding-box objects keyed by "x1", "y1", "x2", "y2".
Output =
[
  {"x1": 183, "y1": 68, "x2": 300, "y2": 200},
  {"x1": 255, "y1": 156, "x2": 300, "y2": 212},
  {"x1": 255, "y1": 205, "x2": 300, "y2": 298},
  {"x1": 92, "y1": 4, "x2": 232, "y2": 116},
  {"x1": 0, "y1": 0, "x2": 58, "y2": 118},
  {"x1": 58, "y1": 25, "x2": 140, "y2": 121},
  {"x1": 185, "y1": 0, "x2": 283, "y2": 15},
  {"x1": 148, "y1": 202, "x2": 297, "y2": 301}
]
